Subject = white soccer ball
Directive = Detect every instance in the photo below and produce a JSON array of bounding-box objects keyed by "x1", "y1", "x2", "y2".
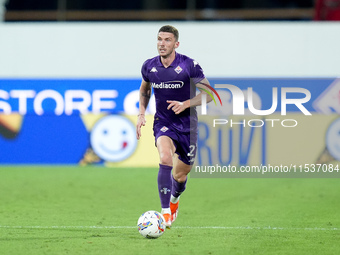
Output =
[{"x1": 137, "y1": 210, "x2": 166, "y2": 239}]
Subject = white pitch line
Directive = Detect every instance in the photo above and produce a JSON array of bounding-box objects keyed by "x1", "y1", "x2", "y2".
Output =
[
  {"x1": 0, "y1": 226, "x2": 136, "y2": 229},
  {"x1": 0, "y1": 225, "x2": 339, "y2": 231}
]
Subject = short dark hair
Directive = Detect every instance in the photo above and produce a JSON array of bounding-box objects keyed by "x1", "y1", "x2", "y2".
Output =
[{"x1": 158, "y1": 25, "x2": 179, "y2": 41}]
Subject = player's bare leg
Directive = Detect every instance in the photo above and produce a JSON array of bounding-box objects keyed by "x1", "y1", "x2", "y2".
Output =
[
  {"x1": 156, "y1": 136, "x2": 176, "y2": 228},
  {"x1": 172, "y1": 155, "x2": 191, "y2": 182},
  {"x1": 170, "y1": 155, "x2": 192, "y2": 223}
]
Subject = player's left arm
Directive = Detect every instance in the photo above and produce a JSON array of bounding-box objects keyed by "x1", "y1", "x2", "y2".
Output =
[{"x1": 167, "y1": 78, "x2": 213, "y2": 115}]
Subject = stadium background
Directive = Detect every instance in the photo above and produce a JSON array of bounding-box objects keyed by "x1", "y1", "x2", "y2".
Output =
[
  {"x1": 1, "y1": 2, "x2": 340, "y2": 255},
  {"x1": 0, "y1": 21, "x2": 339, "y2": 167}
]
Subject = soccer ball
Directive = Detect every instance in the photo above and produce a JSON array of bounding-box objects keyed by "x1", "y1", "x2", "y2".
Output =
[{"x1": 137, "y1": 210, "x2": 166, "y2": 239}]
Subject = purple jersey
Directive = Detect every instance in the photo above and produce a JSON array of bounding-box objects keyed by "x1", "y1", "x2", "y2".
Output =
[{"x1": 141, "y1": 53, "x2": 205, "y2": 132}]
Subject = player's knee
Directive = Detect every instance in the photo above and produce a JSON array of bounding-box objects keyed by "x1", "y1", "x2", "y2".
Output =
[
  {"x1": 159, "y1": 152, "x2": 172, "y2": 166},
  {"x1": 173, "y1": 172, "x2": 187, "y2": 183}
]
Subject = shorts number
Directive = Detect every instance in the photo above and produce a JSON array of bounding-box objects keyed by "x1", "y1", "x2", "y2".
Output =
[{"x1": 188, "y1": 145, "x2": 196, "y2": 157}]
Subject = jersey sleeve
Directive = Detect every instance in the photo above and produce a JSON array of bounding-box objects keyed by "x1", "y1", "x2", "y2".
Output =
[
  {"x1": 189, "y1": 59, "x2": 205, "y2": 85},
  {"x1": 141, "y1": 60, "x2": 150, "y2": 82}
]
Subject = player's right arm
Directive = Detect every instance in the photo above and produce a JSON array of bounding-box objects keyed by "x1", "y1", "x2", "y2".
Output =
[{"x1": 136, "y1": 79, "x2": 151, "y2": 140}]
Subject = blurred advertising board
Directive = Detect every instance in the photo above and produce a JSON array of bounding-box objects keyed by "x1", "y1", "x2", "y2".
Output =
[{"x1": 0, "y1": 78, "x2": 339, "y2": 167}]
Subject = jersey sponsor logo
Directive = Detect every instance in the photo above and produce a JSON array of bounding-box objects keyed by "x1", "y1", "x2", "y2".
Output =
[
  {"x1": 174, "y1": 65, "x2": 183, "y2": 74},
  {"x1": 150, "y1": 67, "x2": 158, "y2": 72},
  {"x1": 151, "y1": 81, "x2": 184, "y2": 89},
  {"x1": 160, "y1": 126, "x2": 168, "y2": 132}
]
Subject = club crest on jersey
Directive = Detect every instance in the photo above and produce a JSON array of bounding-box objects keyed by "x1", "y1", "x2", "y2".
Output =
[
  {"x1": 174, "y1": 65, "x2": 182, "y2": 74},
  {"x1": 160, "y1": 126, "x2": 168, "y2": 132},
  {"x1": 150, "y1": 67, "x2": 158, "y2": 72}
]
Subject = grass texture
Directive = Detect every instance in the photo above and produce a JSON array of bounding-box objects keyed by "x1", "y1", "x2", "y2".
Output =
[{"x1": 0, "y1": 166, "x2": 339, "y2": 255}]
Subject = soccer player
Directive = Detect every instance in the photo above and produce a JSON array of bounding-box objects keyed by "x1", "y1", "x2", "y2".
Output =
[{"x1": 136, "y1": 25, "x2": 212, "y2": 228}]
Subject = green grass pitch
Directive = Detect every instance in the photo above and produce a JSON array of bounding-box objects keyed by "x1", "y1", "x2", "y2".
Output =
[{"x1": 0, "y1": 166, "x2": 339, "y2": 255}]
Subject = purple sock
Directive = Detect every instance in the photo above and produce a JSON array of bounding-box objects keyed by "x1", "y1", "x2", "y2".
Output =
[
  {"x1": 158, "y1": 164, "x2": 173, "y2": 208},
  {"x1": 171, "y1": 175, "x2": 187, "y2": 198}
]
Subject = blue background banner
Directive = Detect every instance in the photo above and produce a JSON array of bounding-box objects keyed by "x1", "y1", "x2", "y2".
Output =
[
  {"x1": 0, "y1": 78, "x2": 333, "y2": 115},
  {"x1": 0, "y1": 78, "x2": 336, "y2": 164},
  {"x1": 0, "y1": 79, "x2": 141, "y2": 115}
]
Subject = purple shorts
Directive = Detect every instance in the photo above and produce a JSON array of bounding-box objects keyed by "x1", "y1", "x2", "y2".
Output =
[{"x1": 153, "y1": 121, "x2": 198, "y2": 165}]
